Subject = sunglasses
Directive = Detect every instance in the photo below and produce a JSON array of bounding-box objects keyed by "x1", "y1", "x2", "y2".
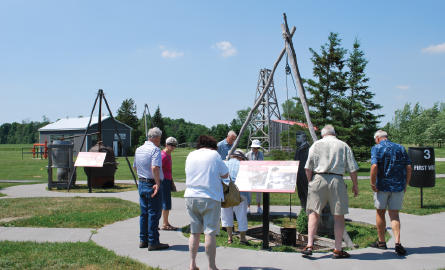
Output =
[{"x1": 168, "y1": 144, "x2": 177, "y2": 147}]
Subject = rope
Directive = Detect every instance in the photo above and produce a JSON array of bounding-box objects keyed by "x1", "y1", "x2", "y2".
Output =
[{"x1": 285, "y1": 52, "x2": 291, "y2": 160}]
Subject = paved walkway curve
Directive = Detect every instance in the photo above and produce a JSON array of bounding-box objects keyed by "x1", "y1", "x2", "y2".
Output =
[{"x1": 1, "y1": 182, "x2": 445, "y2": 270}]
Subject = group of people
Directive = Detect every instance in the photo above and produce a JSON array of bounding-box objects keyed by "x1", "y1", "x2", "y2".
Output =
[{"x1": 133, "y1": 125, "x2": 412, "y2": 269}]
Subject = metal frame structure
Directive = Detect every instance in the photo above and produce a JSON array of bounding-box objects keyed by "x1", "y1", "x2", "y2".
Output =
[{"x1": 248, "y1": 68, "x2": 281, "y2": 153}]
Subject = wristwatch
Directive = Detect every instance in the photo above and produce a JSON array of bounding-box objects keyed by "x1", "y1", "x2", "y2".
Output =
[{"x1": 370, "y1": 183, "x2": 376, "y2": 187}]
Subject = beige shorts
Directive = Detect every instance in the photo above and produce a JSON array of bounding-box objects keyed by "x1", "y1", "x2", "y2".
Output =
[
  {"x1": 306, "y1": 174, "x2": 349, "y2": 215},
  {"x1": 185, "y1": 197, "x2": 221, "y2": 235},
  {"x1": 374, "y1": 191, "x2": 404, "y2": 210}
]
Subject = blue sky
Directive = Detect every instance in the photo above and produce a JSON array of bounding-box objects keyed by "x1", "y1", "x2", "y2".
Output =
[{"x1": 1, "y1": 0, "x2": 444, "y2": 129}]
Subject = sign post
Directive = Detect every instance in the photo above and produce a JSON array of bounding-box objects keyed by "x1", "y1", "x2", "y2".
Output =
[
  {"x1": 74, "y1": 152, "x2": 107, "y2": 193},
  {"x1": 236, "y1": 160, "x2": 299, "y2": 250}
]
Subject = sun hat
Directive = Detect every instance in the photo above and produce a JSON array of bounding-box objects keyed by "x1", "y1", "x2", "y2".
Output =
[
  {"x1": 230, "y1": 150, "x2": 247, "y2": 160},
  {"x1": 250, "y1": 139, "x2": 261, "y2": 148},
  {"x1": 166, "y1": 137, "x2": 178, "y2": 145}
]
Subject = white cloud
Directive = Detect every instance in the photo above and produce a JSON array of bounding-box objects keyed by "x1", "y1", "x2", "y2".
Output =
[
  {"x1": 422, "y1": 42, "x2": 445, "y2": 53},
  {"x1": 395, "y1": 85, "x2": 410, "y2": 90},
  {"x1": 394, "y1": 94, "x2": 406, "y2": 100},
  {"x1": 212, "y1": 41, "x2": 237, "y2": 57},
  {"x1": 161, "y1": 50, "x2": 184, "y2": 58}
]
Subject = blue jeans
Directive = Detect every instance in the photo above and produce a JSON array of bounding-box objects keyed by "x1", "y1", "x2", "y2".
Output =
[
  {"x1": 161, "y1": 179, "x2": 172, "y2": 210},
  {"x1": 139, "y1": 181, "x2": 162, "y2": 245}
]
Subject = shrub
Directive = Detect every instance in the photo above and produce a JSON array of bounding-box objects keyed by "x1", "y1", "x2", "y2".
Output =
[
  {"x1": 270, "y1": 150, "x2": 290, "y2": 160},
  {"x1": 296, "y1": 208, "x2": 308, "y2": 234},
  {"x1": 125, "y1": 146, "x2": 135, "y2": 156}
]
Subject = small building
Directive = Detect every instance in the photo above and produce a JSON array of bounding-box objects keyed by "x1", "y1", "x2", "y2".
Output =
[
  {"x1": 269, "y1": 119, "x2": 310, "y2": 151},
  {"x1": 38, "y1": 116, "x2": 132, "y2": 156}
]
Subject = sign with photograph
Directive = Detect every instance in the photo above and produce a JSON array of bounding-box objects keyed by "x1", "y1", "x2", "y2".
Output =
[
  {"x1": 235, "y1": 161, "x2": 299, "y2": 193},
  {"x1": 74, "y1": 152, "x2": 106, "y2": 167}
]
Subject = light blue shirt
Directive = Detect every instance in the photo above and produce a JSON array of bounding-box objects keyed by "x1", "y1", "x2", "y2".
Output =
[
  {"x1": 217, "y1": 139, "x2": 233, "y2": 160},
  {"x1": 133, "y1": 141, "x2": 163, "y2": 180},
  {"x1": 246, "y1": 150, "x2": 264, "y2": 161},
  {"x1": 222, "y1": 159, "x2": 248, "y2": 197}
]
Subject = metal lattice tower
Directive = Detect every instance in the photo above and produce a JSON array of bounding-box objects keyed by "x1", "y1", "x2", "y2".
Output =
[{"x1": 248, "y1": 68, "x2": 281, "y2": 153}]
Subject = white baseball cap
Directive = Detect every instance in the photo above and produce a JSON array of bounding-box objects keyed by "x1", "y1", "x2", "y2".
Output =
[
  {"x1": 250, "y1": 140, "x2": 261, "y2": 148},
  {"x1": 166, "y1": 137, "x2": 178, "y2": 145}
]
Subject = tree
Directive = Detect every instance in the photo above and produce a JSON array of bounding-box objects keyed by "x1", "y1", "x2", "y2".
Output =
[
  {"x1": 176, "y1": 127, "x2": 187, "y2": 144},
  {"x1": 152, "y1": 105, "x2": 167, "y2": 144},
  {"x1": 305, "y1": 32, "x2": 348, "y2": 131},
  {"x1": 341, "y1": 37, "x2": 383, "y2": 147},
  {"x1": 115, "y1": 98, "x2": 139, "y2": 129},
  {"x1": 389, "y1": 103, "x2": 412, "y2": 144},
  {"x1": 213, "y1": 124, "x2": 229, "y2": 142},
  {"x1": 0, "y1": 123, "x2": 12, "y2": 144},
  {"x1": 115, "y1": 98, "x2": 140, "y2": 147},
  {"x1": 281, "y1": 98, "x2": 305, "y2": 122},
  {"x1": 42, "y1": 115, "x2": 51, "y2": 123}
]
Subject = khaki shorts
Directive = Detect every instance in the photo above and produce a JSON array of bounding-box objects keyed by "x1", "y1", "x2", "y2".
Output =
[
  {"x1": 374, "y1": 191, "x2": 404, "y2": 210},
  {"x1": 185, "y1": 197, "x2": 221, "y2": 235},
  {"x1": 306, "y1": 174, "x2": 349, "y2": 215}
]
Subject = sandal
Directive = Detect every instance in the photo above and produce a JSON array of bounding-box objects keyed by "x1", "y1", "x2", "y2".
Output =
[
  {"x1": 239, "y1": 240, "x2": 249, "y2": 245},
  {"x1": 332, "y1": 249, "x2": 350, "y2": 259},
  {"x1": 227, "y1": 240, "x2": 233, "y2": 244},
  {"x1": 301, "y1": 246, "x2": 313, "y2": 256},
  {"x1": 161, "y1": 225, "x2": 177, "y2": 231},
  {"x1": 370, "y1": 240, "x2": 387, "y2": 250},
  {"x1": 395, "y1": 243, "x2": 406, "y2": 255}
]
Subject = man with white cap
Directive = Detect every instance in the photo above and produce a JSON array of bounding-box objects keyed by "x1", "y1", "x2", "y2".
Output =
[{"x1": 246, "y1": 139, "x2": 264, "y2": 214}]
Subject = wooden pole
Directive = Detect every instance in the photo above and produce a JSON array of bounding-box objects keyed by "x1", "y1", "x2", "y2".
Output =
[
  {"x1": 280, "y1": 16, "x2": 317, "y2": 143},
  {"x1": 227, "y1": 27, "x2": 296, "y2": 158}
]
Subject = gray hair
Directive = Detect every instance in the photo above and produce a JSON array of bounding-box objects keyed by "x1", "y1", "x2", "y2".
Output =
[
  {"x1": 147, "y1": 127, "x2": 162, "y2": 139},
  {"x1": 321, "y1": 125, "x2": 336, "y2": 137},
  {"x1": 228, "y1": 130, "x2": 237, "y2": 137},
  {"x1": 374, "y1": 130, "x2": 388, "y2": 140}
]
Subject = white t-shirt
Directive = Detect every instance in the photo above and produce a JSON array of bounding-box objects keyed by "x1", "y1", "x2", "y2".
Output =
[{"x1": 184, "y1": 148, "x2": 229, "y2": 202}]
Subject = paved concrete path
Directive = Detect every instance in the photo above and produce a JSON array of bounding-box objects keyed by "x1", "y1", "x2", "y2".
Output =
[{"x1": 1, "y1": 182, "x2": 445, "y2": 270}]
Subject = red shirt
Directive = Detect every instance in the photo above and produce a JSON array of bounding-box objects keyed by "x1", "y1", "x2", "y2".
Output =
[{"x1": 161, "y1": 150, "x2": 172, "y2": 180}]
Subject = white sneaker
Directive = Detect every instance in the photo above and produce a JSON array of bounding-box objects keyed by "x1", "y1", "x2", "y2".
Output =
[
  {"x1": 257, "y1": 207, "x2": 263, "y2": 214},
  {"x1": 247, "y1": 207, "x2": 251, "y2": 214}
]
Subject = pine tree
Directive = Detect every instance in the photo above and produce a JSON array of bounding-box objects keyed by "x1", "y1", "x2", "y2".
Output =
[
  {"x1": 115, "y1": 99, "x2": 139, "y2": 129},
  {"x1": 305, "y1": 32, "x2": 348, "y2": 131},
  {"x1": 115, "y1": 98, "x2": 140, "y2": 147},
  {"x1": 342, "y1": 37, "x2": 383, "y2": 147},
  {"x1": 152, "y1": 105, "x2": 167, "y2": 144}
]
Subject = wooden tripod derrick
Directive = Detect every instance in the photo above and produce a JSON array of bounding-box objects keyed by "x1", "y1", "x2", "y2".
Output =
[{"x1": 249, "y1": 68, "x2": 281, "y2": 153}]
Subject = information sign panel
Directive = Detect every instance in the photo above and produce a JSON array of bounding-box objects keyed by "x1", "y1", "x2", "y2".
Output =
[
  {"x1": 235, "y1": 161, "x2": 299, "y2": 193},
  {"x1": 74, "y1": 152, "x2": 106, "y2": 167}
]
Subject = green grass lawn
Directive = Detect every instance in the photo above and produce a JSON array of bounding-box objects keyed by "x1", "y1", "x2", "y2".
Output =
[
  {"x1": 0, "y1": 147, "x2": 195, "y2": 181},
  {"x1": 0, "y1": 144, "x2": 35, "y2": 151},
  {"x1": 0, "y1": 240, "x2": 160, "y2": 270},
  {"x1": 0, "y1": 197, "x2": 140, "y2": 229}
]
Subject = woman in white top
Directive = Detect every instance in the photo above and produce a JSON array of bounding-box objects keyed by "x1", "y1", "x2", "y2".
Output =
[{"x1": 185, "y1": 135, "x2": 229, "y2": 270}]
